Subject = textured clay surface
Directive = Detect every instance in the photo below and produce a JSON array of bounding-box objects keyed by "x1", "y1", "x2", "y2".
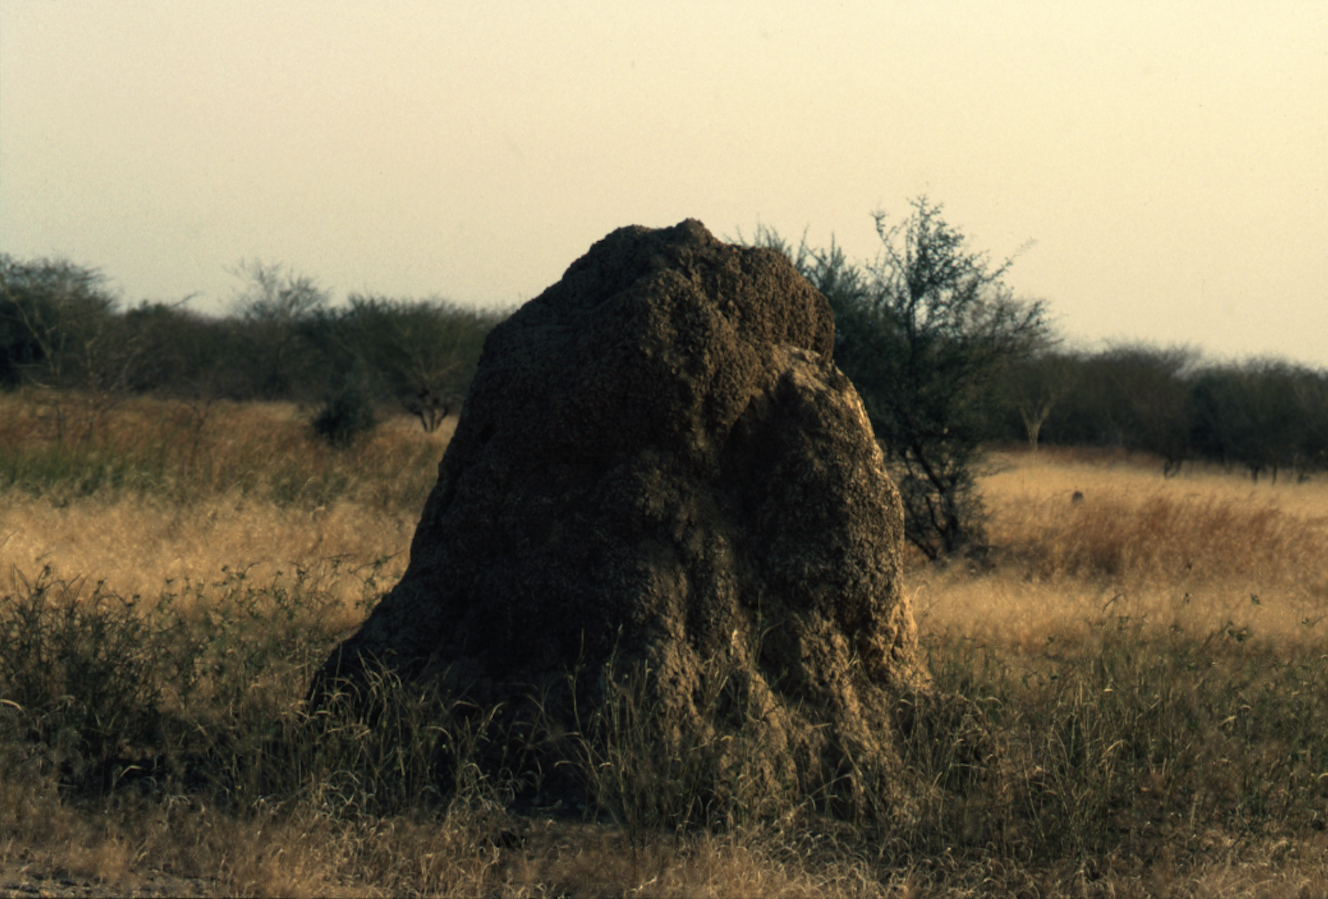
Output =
[{"x1": 313, "y1": 219, "x2": 925, "y2": 809}]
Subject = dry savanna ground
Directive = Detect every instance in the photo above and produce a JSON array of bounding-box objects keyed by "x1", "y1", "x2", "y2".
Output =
[{"x1": 1, "y1": 390, "x2": 1326, "y2": 897}]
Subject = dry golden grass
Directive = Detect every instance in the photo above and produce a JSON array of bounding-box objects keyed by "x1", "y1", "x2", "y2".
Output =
[
  {"x1": 0, "y1": 390, "x2": 442, "y2": 610},
  {"x1": 913, "y1": 446, "x2": 1328, "y2": 652},
  {"x1": 2, "y1": 398, "x2": 1327, "y2": 897},
  {"x1": 0, "y1": 389, "x2": 452, "y2": 510},
  {"x1": 0, "y1": 493, "x2": 413, "y2": 609},
  {"x1": 986, "y1": 446, "x2": 1328, "y2": 586}
]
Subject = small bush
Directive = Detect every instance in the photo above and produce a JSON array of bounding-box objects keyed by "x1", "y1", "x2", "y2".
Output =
[{"x1": 311, "y1": 368, "x2": 377, "y2": 448}]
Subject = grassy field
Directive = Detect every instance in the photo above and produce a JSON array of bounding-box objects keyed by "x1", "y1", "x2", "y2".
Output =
[{"x1": 1, "y1": 391, "x2": 1326, "y2": 897}]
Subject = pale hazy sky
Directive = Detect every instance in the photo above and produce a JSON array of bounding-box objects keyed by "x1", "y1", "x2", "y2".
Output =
[{"x1": 2, "y1": 1, "x2": 1325, "y2": 367}]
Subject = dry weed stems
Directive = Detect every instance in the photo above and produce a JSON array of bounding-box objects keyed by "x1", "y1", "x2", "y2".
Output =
[{"x1": 1, "y1": 396, "x2": 1326, "y2": 897}]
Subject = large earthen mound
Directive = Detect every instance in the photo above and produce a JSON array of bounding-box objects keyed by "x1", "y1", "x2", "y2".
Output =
[{"x1": 312, "y1": 219, "x2": 927, "y2": 813}]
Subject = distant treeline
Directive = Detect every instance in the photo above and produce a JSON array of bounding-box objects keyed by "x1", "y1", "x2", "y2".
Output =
[
  {"x1": 3, "y1": 253, "x2": 1326, "y2": 478},
  {"x1": 988, "y1": 345, "x2": 1328, "y2": 482},
  {"x1": 0, "y1": 255, "x2": 507, "y2": 431}
]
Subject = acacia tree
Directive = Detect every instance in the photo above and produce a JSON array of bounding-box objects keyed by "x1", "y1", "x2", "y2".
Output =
[
  {"x1": 1189, "y1": 359, "x2": 1320, "y2": 483},
  {"x1": 1004, "y1": 350, "x2": 1079, "y2": 452},
  {"x1": 0, "y1": 255, "x2": 140, "y2": 444},
  {"x1": 1099, "y1": 344, "x2": 1198, "y2": 474},
  {"x1": 336, "y1": 295, "x2": 498, "y2": 402},
  {"x1": 0, "y1": 255, "x2": 119, "y2": 392},
  {"x1": 229, "y1": 260, "x2": 329, "y2": 400},
  {"x1": 838, "y1": 198, "x2": 1051, "y2": 559}
]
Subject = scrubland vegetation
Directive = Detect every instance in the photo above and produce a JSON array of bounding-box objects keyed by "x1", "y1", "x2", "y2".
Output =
[
  {"x1": 4, "y1": 222, "x2": 1327, "y2": 894},
  {"x1": 1, "y1": 394, "x2": 1326, "y2": 897},
  {"x1": 6, "y1": 228, "x2": 1327, "y2": 563}
]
